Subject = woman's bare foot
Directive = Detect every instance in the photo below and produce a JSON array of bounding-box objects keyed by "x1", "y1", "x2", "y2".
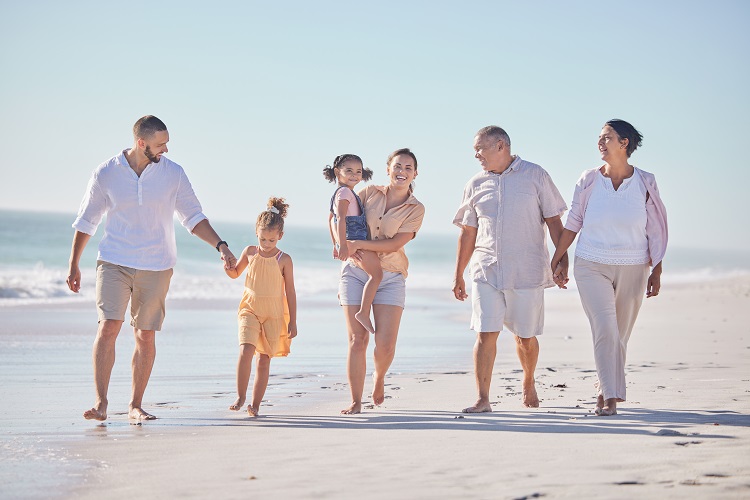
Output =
[
  {"x1": 371, "y1": 372, "x2": 385, "y2": 405},
  {"x1": 522, "y1": 382, "x2": 539, "y2": 408},
  {"x1": 247, "y1": 405, "x2": 259, "y2": 417},
  {"x1": 341, "y1": 402, "x2": 362, "y2": 415},
  {"x1": 462, "y1": 399, "x2": 492, "y2": 413},
  {"x1": 229, "y1": 397, "x2": 245, "y2": 411},
  {"x1": 83, "y1": 403, "x2": 107, "y2": 421},
  {"x1": 595, "y1": 398, "x2": 617, "y2": 416},
  {"x1": 596, "y1": 394, "x2": 605, "y2": 412},
  {"x1": 355, "y1": 311, "x2": 375, "y2": 334},
  {"x1": 128, "y1": 407, "x2": 156, "y2": 421}
]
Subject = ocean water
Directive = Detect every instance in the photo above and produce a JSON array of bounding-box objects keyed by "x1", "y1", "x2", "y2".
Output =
[
  {"x1": 0, "y1": 209, "x2": 457, "y2": 305},
  {"x1": 1, "y1": 208, "x2": 748, "y2": 306}
]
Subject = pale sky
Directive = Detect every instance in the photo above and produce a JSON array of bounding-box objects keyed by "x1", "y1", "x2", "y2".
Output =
[{"x1": 1, "y1": 1, "x2": 748, "y2": 250}]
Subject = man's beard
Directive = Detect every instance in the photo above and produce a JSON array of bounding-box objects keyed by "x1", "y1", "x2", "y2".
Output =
[{"x1": 144, "y1": 145, "x2": 161, "y2": 164}]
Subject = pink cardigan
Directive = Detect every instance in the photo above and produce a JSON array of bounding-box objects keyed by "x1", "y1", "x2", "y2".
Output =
[{"x1": 564, "y1": 167, "x2": 668, "y2": 267}]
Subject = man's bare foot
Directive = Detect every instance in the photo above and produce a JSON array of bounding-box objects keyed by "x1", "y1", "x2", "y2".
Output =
[
  {"x1": 522, "y1": 383, "x2": 539, "y2": 408},
  {"x1": 371, "y1": 372, "x2": 385, "y2": 405},
  {"x1": 128, "y1": 407, "x2": 156, "y2": 421},
  {"x1": 341, "y1": 402, "x2": 362, "y2": 415},
  {"x1": 247, "y1": 405, "x2": 259, "y2": 417},
  {"x1": 83, "y1": 404, "x2": 107, "y2": 421},
  {"x1": 462, "y1": 400, "x2": 492, "y2": 413},
  {"x1": 355, "y1": 311, "x2": 375, "y2": 334}
]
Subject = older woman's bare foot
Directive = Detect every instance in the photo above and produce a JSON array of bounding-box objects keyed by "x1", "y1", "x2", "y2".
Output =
[
  {"x1": 247, "y1": 405, "x2": 259, "y2": 417},
  {"x1": 341, "y1": 402, "x2": 362, "y2": 415},
  {"x1": 522, "y1": 383, "x2": 539, "y2": 408},
  {"x1": 371, "y1": 372, "x2": 385, "y2": 405},
  {"x1": 229, "y1": 397, "x2": 245, "y2": 411},
  {"x1": 462, "y1": 399, "x2": 492, "y2": 413},
  {"x1": 595, "y1": 398, "x2": 617, "y2": 416},
  {"x1": 83, "y1": 403, "x2": 107, "y2": 421},
  {"x1": 128, "y1": 407, "x2": 156, "y2": 420},
  {"x1": 355, "y1": 311, "x2": 375, "y2": 334}
]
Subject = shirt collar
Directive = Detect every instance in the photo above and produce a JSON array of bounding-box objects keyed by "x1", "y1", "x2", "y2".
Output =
[
  {"x1": 374, "y1": 185, "x2": 420, "y2": 205},
  {"x1": 115, "y1": 149, "x2": 130, "y2": 168}
]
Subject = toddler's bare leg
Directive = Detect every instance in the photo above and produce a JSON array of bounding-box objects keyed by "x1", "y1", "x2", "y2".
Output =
[
  {"x1": 355, "y1": 250, "x2": 383, "y2": 334},
  {"x1": 231, "y1": 344, "x2": 255, "y2": 410}
]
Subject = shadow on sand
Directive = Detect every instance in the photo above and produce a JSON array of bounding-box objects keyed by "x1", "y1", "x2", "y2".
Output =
[{"x1": 155, "y1": 407, "x2": 749, "y2": 437}]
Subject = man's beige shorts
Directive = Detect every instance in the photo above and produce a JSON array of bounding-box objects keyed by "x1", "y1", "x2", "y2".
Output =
[
  {"x1": 470, "y1": 281, "x2": 545, "y2": 337},
  {"x1": 96, "y1": 260, "x2": 173, "y2": 331}
]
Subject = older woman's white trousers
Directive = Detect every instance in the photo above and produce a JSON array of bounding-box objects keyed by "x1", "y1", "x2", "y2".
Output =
[{"x1": 574, "y1": 257, "x2": 649, "y2": 401}]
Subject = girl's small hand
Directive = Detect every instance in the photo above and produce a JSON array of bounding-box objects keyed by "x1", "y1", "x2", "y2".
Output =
[
  {"x1": 288, "y1": 323, "x2": 298, "y2": 339},
  {"x1": 332, "y1": 245, "x2": 339, "y2": 259}
]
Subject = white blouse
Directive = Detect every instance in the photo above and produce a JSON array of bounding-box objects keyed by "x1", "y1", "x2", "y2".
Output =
[{"x1": 575, "y1": 169, "x2": 650, "y2": 266}]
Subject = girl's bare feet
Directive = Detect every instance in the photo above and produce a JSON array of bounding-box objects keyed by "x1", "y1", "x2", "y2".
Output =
[
  {"x1": 355, "y1": 311, "x2": 375, "y2": 334},
  {"x1": 247, "y1": 405, "x2": 259, "y2": 417},
  {"x1": 229, "y1": 397, "x2": 245, "y2": 411},
  {"x1": 341, "y1": 402, "x2": 362, "y2": 414}
]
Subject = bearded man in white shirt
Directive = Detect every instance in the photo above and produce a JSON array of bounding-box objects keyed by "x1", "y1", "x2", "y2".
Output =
[
  {"x1": 66, "y1": 115, "x2": 237, "y2": 421},
  {"x1": 453, "y1": 125, "x2": 569, "y2": 412}
]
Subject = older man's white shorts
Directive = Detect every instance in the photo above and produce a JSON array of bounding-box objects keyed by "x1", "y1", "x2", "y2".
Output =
[{"x1": 471, "y1": 281, "x2": 545, "y2": 337}]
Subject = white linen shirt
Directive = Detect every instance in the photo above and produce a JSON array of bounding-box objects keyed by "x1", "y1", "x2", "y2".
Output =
[
  {"x1": 72, "y1": 150, "x2": 207, "y2": 271},
  {"x1": 453, "y1": 156, "x2": 568, "y2": 290}
]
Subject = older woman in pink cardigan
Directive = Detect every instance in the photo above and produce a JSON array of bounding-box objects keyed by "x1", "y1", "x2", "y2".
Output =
[{"x1": 550, "y1": 119, "x2": 668, "y2": 416}]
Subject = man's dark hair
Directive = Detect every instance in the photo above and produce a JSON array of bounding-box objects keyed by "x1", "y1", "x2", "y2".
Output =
[{"x1": 133, "y1": 115, "x2": 168, "y2": 140}]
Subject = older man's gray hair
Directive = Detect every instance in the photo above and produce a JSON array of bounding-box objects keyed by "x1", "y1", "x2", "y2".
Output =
[{"x1": 476, "y1": 125, "x2": 511, "y2": 149}]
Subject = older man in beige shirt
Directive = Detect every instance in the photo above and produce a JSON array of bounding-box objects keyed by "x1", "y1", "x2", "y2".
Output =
[{"x1": 453, "y1": 125, "x2": 568, "y2": 412}]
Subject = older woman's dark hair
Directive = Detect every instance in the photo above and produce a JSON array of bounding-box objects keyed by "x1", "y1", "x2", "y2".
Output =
[{"x1": 605, "y1": 119, "x2": 643, "y2": 157}]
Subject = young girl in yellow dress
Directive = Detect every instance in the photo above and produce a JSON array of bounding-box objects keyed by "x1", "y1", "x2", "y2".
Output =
[{"x1": 224, "y1": 197, "x2": 297, "y2": 417}]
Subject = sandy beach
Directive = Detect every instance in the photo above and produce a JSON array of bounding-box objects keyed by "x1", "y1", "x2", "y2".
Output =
[{"x1": 2, "y1": 276, "x2": 749, "y2": 499}]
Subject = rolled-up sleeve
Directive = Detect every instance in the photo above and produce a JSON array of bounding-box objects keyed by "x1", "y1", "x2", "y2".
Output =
[
  {"x1": 72, "y1": 173, "x2": 107, "y2": 235},
  {"x1": 540, "y1": 171, "x2": 568, "y2": 219},
  {"x1": 452, "y1": 185, "x2": 478, "y2": 228},
  {"x1": 398, "y1": 203, "x2": 425, "y2": 235},
  {"x1": 175, "y1": 169, "x2": 207, "y2": 232}
]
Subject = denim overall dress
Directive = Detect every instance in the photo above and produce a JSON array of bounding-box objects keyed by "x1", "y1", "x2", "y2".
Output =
[{"x1": 330, "y1": 186, "x2": 368, "y2": 241}]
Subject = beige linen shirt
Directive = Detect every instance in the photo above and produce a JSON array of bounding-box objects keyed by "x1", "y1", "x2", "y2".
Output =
[
  {"x1": 357, "y1": 185, "x2": 425, "y2": 277},
  {"x1": 453, "y1": 156, "x2": 567, "y2": 290}
]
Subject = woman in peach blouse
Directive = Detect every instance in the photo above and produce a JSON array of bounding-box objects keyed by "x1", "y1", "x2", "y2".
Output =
[{"x1": 338, "y1": 148, "x2": 425, "y2": 414}]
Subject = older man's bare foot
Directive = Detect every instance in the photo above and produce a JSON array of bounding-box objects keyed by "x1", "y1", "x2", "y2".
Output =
[
  {"x1": 355, "y1": 311, "x2": 375, "y2": 334},
  {"x1": 596, "y1": 394, "x2": 605, "y2": 412},
  {"x1": 462, "y1": 400, "x2": 492, "y2": 413},
  {"x1": 229, "y1": 397, "x2": 245, "y2": 411},
  {"x1": 128, "y1": 407, "x2": 156, "y2": 421},
  {"x1": 83, "y1": 403, "x2": 107, "y2": 421},
  {"x1": 341, "y1": 402, "x2": 362, "y2": 415},
  {"x1": 371, "y1": 372, "x2": 385, "y2": 405},
  {"x1": 522, "y1": 383, "x2": 539, "y2": 408},
  {"x1": 247, "y1": 405, "x2": 259, "y2": 417}
]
